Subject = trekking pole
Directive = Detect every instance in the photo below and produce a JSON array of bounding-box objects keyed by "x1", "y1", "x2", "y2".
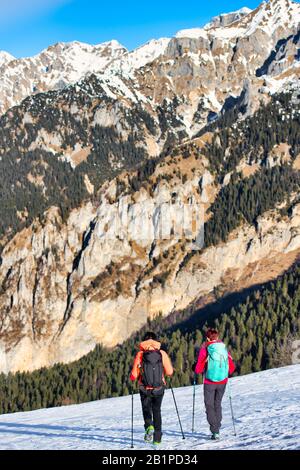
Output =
[
  {"x1": 192, "y1": 374, "x2": 196, "y2": 433},
  {"x1": 131, "y1": 386, "x2": 134, "y2": 448},
  {"x1": 227, "y1": 379, "x2": 237, "y2": 436},
  {"x1": 168, "y1": 378, "x2": 185, "y2": 440}
]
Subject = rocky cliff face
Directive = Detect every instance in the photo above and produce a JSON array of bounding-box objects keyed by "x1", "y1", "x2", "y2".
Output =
[
  {"x1": 1, "y1": 2, "x2": 299, "y2": 248},
  {"x1": 1, "y1": 132, "x2": 300, "y2": 372},
  {"x1": 0, "y1": 0, "x2": 300, "y2": 372}
]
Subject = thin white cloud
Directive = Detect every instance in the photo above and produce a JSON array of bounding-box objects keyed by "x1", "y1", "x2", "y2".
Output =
[{"x1": 0, "y1": 0, "x2": 71, "y2": 26}]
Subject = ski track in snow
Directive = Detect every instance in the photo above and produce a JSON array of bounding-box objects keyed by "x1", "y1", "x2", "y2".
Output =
[{"x1": 0, "y1": 365, "x2": 299, "y2": 450}]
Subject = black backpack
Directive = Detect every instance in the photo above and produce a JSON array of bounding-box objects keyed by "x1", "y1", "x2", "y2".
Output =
[{"x1": 141, "y1": 350, "x2": 163, "y2": 387}]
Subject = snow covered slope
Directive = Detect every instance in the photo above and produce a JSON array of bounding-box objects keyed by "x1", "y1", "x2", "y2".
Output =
[
  {"x1": 0, "y1": 51, "x2": 15, "y2": 67},
  {"x1": 176, "y1": 0, "x2": 300, "y2": 39},
  {"x1": 0, "y1": 40, "x2": 127, "y2": 115},
  {"x1": 0, "y1": 365, "x2": 299, "y2": 450},
  {"x1": 108, "y1": 38, "x2": 171, "y2": 77}
]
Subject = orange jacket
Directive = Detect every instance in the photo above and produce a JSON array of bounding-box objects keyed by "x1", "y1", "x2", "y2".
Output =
[{"x1": 130, "y1": 339, "x2": 173, "y2": 386}]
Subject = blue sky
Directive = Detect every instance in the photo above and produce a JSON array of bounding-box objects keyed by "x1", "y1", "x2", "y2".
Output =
[{"x1": 1, "y1": 0, "x2": 298, "y2": 58}]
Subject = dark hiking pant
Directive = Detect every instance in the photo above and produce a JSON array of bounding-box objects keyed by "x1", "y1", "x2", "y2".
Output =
[
  {"x1": 139, "y1": 386, "x2": 164, "y2": 442},
  {"x1": 204, "y1": 383, "x2": 226, "y2": 434}
]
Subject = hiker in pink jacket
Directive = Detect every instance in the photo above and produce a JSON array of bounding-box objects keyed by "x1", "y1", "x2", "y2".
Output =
[{"x1": 194, "y1": 328, "x2": 235, "y2": 440}]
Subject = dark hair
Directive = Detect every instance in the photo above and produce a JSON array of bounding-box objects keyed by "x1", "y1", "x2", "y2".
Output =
[
  {"x1": 143, "y1": 331, "x2": 158, "y2": 341},
  {"x1": 206, "y1": 328, "x2": 219, "y2": 341}
]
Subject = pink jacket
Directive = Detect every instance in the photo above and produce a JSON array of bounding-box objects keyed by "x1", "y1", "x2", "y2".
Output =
[{"x1": 195, "y1": 340, "x2": 235, "y2": 384}]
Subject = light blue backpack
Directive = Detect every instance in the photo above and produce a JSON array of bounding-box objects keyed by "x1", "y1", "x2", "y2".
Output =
[{"x1": 206, "y1": 342, "x2": 229, "y2": 382}]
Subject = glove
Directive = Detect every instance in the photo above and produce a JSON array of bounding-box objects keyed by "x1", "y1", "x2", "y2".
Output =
[{"x1": 191, "y1": 363, "x2": 197, "y2": 373}]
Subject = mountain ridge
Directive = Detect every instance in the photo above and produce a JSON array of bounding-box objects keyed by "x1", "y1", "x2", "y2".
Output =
[
  {"x1": 1, "y1": 0, "x2": 299, "y2": 116},
  {"x1": 0, "y1": 0, "x2": 299, "y2": 373}
]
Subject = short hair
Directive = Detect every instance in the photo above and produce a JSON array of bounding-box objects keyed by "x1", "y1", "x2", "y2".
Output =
[
  {"x1": 143, "y1": 331, "x2": 158, "y2": 341},
  {"x1": 206, "y1": 328, "x2": 219, "y2": 341}
]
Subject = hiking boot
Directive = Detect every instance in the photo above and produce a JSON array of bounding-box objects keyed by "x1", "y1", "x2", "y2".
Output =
[
  {"x1": 144, "y1": 425, "x2": 154, "y2": 442},
  {"x1": 211, "y1": 432, "x2": 220, "y2": 440},
  {"x1": 153, "y1": 441, "x2": 161, "y2": 448}
]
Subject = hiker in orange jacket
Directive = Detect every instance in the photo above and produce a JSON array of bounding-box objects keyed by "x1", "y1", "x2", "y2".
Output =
[{"x1": 130, "y1": 331, "x2": 173, "y2": 446}]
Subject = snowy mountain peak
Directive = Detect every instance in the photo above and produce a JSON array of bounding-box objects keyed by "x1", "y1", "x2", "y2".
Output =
[
  {"x1": 0, "y1": 51, "x2": 15, "y2": 67},
  {"x1": 266, "y1": 0, "x2": 300, "y2": 18},
  {"x1": 108, "y1": 37, "x2": 170, "y2": 76},
  {"x1": 238, "y1": 6, "x2": 253, "y2": 14},
  {"x1": 41, "y1": 39, "x2": 127, "y2": 58},
  {"x1": 268, "y1": 0, "x2": 295, "y2": 6},
  {"x1": 100, "y1": 39, "x2": 127, "y2": 50},
  {"x1": 175, "y1": 7, "x2": 252, "y2": 38},
  {"x1": 205, "y1": 6, "x2": 253, "y2": 29},
  {"x1": 0, "y1": 39, "x2": 128, "y2": 115},
  {"x1": 176, "y1": 0, "x2": 300, "y2": 40},
  {"x1": 0, "y1": 0, "x2": 299, "y2": 116},
  {"x1": 241, "y1": 0, "x2": 300, "y2": 36}
]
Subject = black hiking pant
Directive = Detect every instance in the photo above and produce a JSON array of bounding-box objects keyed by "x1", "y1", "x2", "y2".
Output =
[
  {"x1": 139, "y1": 385, "x2": 164, "y2": 443},
  {"x1": 204, "y1": 383, "x2": 226, "y2": 434}
]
